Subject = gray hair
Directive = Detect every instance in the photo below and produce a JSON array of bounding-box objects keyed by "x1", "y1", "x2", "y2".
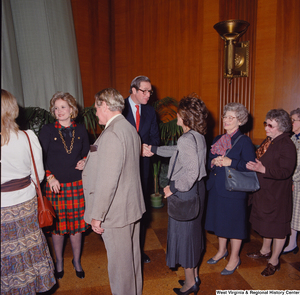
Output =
[
  {"x1": 223, "y1": 102, "x2": 249, "y2": 125},
  {"x1": 265, "y1": 109, "x2": 291, "y2": 133},
  {"x1": 290, "y1": 108, "x2": 300, "y2": 119},
  {"x1": 95, "y1": 88, "x2": 125, "y2": 112},
  {"x1": 129, "y1": 75, "x2": 151, "y2": 94}
]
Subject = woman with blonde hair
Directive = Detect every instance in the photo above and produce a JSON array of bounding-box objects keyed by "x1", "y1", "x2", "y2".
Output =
[
  {"x1": 39, "y1": 92, "x2": 90, "y2": 279},
  {"x1": 1, "y1": 89, "x2": 56, "y2": 294}
]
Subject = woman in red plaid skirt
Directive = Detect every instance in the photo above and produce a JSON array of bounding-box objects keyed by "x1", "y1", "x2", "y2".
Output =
[{"x1": 39, "y1": 92, "x2": 90, "y2": 279}]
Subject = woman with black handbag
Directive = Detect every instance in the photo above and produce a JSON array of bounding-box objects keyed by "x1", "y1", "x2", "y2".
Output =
[
  {"x1": 205, "y1": 103, "x2": 256, "y2": 275},
  {"x1": 1, "y1": 89, "x2": 56, "y2": 294},
  {"x1": 144, "y1": 94, "x2": 208, "y2": 295}
]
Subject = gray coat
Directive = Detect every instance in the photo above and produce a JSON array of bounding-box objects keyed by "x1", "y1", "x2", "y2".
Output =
[
  {"x1": 155, "y1": 130, "x2": 207, "y2": 193},
  {"x1": 83, "y1": 115, "x2": 146, "y2": 228}
]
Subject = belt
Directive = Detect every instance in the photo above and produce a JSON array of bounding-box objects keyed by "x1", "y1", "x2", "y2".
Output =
[{"x1": 1, "y1": 175, "x2": 31, "y2": 192}]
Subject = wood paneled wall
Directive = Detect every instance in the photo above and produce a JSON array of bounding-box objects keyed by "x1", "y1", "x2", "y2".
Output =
[
  {"x1": 71, "y1": 0, "x2": 300, "y2": 144},
  {"x1": 253, "y1": 0, "x2": 300, "y2": 143},
  {"x1": 71, "y1": 0, "x2": 112, "y2": 107}
]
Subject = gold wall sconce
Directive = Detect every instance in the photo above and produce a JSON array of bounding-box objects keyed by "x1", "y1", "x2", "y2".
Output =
[{"x1": 214, "y1": 20, "x2": 250, "y2": 83}]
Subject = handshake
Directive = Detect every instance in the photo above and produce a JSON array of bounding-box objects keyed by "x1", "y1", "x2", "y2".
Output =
[{"x1": 142, "y1": 144, "x2": 154, "y2": 157}]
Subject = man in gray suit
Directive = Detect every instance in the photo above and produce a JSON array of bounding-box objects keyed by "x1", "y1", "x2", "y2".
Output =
[{"x1": 83, "y1": 88, "x2": 145, "y2": 295}]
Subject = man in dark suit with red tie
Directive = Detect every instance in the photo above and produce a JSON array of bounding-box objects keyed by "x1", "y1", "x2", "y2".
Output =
[{"x1": 123, "y1": 76, "x2": 160, "y2": 263}]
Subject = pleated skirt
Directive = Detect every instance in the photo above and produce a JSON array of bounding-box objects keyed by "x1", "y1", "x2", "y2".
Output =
[
  {"x1": 1, "y1": 197, "x2": 56, "y2": 295},
  {"x1": 166, "y1": 180, "x2": 205, "y2": 269},
  {"x1": 45, "y1": 179, "x2": 89, "y2": 235}
]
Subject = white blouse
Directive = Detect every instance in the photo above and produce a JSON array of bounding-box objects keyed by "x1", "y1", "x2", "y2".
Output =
[{"x1": 1, "y1": 130, "x2": 45, "y2": 207}]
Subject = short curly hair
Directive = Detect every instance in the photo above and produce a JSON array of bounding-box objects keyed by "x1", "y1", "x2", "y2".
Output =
[
  {"x1": 290, "y1": 108, "x2": 300, "y2": 119},
  {"x1": 50, "y1": 92, "x2": 78, "y2": 119},
  {"x1": 223, "y1": 103, "x2": 249, "y2": 126},
  {"x1": 178, "y1": 93, "x2": 208, "y2": 135},
  {"x1": 265, "y1": 109, "x2": 292, "y2": 133}
]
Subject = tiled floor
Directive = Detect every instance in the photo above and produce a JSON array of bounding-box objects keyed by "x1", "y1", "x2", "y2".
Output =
[{"x1": 45, "y1": 198, "x2": 300, "y2": 294}]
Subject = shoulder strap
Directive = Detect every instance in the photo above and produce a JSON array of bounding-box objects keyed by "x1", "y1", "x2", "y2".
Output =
[
  {"x1": 167, "y1": 131, "x2": 199, "y2": 193},
  {"x1": 225, "y1": 134, "x2": 244, "y2": 156},
  {"x1": 22, "y1": 131, "x2": 45, "y2": 209}
]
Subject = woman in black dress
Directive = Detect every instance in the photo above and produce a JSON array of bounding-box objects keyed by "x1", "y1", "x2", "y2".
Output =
[
  {"x1": 144, "y1": 94, "x2": 208, "y2": 295},
  {"x1": 39, "y1": 92, "x2": 90, "y2": 279}
]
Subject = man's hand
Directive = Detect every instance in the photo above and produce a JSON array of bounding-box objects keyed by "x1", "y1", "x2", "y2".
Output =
[
  {"x1": 91, "y1": 219, "x2": 104, "y2": 235},
  {"x1": 142, "y1": 144, "x2": 154, "y2": 157}
]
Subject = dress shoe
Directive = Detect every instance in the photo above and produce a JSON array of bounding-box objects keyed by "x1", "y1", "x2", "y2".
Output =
[
  {"x1": 55, "y1": 270, "x2": 64, "y2": 280},
  {"x1": 221, "y1": 258, "x2": 241, "y2": 275},
  {"x1": 207, "y1": 251, "x2": 228, "y2": 264},
  {"x1": 72, "y1": 259, "x2": 85, "y2": 279},
  {"x1": 246, "y1": 250, "x2": 271, "y2": 259},
  {"x1": 261, "y1": 262, "x2": 280, "y2": 277},
  {"x1": 142, "y1": 253, "x2": 151, "y2": 263},
  {"x1": 173, "y1": 283, "x2": 199, "y2": 295},
  {"x1": 178, "y1": 276, "x2": 201, "y2": 287},
  {"x1": 282, "y1": 246, "x2": 299, "y2": 255}
]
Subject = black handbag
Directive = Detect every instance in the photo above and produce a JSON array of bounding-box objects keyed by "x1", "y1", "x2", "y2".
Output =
[
  {"x1": 167, "y1": 133, "x2": 200, "y2": 221},
  {"x1": 224, "y1": 135, "x2": 260, "y2": 192}
]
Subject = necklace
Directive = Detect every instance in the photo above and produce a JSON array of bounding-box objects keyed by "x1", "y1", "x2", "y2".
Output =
[{"x1": 58, "y1": 129, "x2": 75, "y2": 154}]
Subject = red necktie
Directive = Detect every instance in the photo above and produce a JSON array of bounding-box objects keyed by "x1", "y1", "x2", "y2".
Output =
[{"x1": 135, "y1": 105, "x2": 140, "y2": 132}]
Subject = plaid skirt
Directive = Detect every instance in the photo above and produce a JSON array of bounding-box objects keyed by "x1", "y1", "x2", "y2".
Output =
[
  {"x1": 1, "y1": 197, "x2": 56, "y2": 295},
  {"x1": 45, "y1": 179, "x2": 89, "y2": 235}
]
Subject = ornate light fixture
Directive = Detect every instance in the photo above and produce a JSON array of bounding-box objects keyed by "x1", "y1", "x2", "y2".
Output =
[{"x1": 214, "y1": 19, "x2": 250, "y2": 83}]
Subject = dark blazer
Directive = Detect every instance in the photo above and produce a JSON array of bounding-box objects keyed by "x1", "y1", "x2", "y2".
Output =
[
  {"x1": 206, "y1": 129, "x2": 256, "y2": 199},
  {"x1": 250, "y1": 132, "x2": 297, "y2": 238},
  {"x1": 123, "y1": 97, "x2": 160, "y2": 194},
  {"x1": 39, "y1": 123, "x2": 90, "y2": 183}
]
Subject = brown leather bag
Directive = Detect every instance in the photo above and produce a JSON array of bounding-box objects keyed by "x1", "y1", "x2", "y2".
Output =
[{"x1": 23, "y1": 131, "x2": 56, "y2": 227}]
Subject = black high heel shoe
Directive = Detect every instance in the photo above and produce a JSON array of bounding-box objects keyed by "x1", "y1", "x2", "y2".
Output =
[
  {"x1": 178, "y1": 276, "x2": 201, "y2": 287},
  {"x1": 173, "y1": 283, "x2": 199, "y2": 295},
  {"x1": 72, "y1": 259, "x2": 85, "y2": 279},
  {"x1": 55, "y1": 260, "x2": 64, "y2": 279},
  {"x1": 55, "y1": 270, "x2": 64, "y2": 280}
]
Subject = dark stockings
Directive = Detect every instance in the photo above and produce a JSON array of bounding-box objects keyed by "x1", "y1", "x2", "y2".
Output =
[
  {"x1": 70, "y1": 232, "x2": 83, "y2": 271},
  {"x1": 52, "y1": 234, "x2": 64, "y2": 272},
  {"x1": 52, "y1": 232, "x2": 83, "y2": 272}
]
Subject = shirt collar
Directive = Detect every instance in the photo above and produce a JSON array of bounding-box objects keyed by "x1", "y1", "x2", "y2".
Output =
[{"x1": 105, "y1": 114, "x2": 122, "y2": 129}]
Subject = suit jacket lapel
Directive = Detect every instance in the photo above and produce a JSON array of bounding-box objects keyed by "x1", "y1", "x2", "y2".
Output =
[{"x1": 124, "y1": 98, "x2": 135, "y2": 128}]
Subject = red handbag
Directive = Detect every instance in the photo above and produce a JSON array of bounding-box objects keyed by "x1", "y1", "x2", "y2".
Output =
[{"x1": 23, "y1": 131, "x2": 56, "y2": 227}]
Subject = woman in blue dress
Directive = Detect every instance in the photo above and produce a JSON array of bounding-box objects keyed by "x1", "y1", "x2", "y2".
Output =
[{"x1": 205, "y1": 103, "x2": 256, "y2": 275}]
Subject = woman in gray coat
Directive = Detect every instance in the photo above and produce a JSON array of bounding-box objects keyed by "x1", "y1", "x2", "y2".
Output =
[
  {"x1": 144, "y1": 94, "x2": 208, "y2": 295},
  {"x1": 283, "y1": 108, "x2": 300, "y2": 254}
]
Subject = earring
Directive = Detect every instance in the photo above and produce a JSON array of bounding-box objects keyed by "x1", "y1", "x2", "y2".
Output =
[{"x1": 70, "y1": 113, "x2": 73, "y2": 119}]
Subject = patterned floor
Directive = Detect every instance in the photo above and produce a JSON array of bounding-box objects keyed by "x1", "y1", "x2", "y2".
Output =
[{"x1": 45, "y1": 198, "x2": 300, "y2": 294}]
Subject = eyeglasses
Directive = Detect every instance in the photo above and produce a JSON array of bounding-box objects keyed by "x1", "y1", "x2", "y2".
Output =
[
  {"x1": 222, "y1": 116, "x2": 236, "y2": 122},
  {"x1": 138, "y1": 88, "x2": 153, "y2": 96},
  {"x1": 263, "y1": 122, "x2": 276, "y2": 129},
  {"x1": 291, "y1": 118, "x2": 300, "y2": 123}
]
